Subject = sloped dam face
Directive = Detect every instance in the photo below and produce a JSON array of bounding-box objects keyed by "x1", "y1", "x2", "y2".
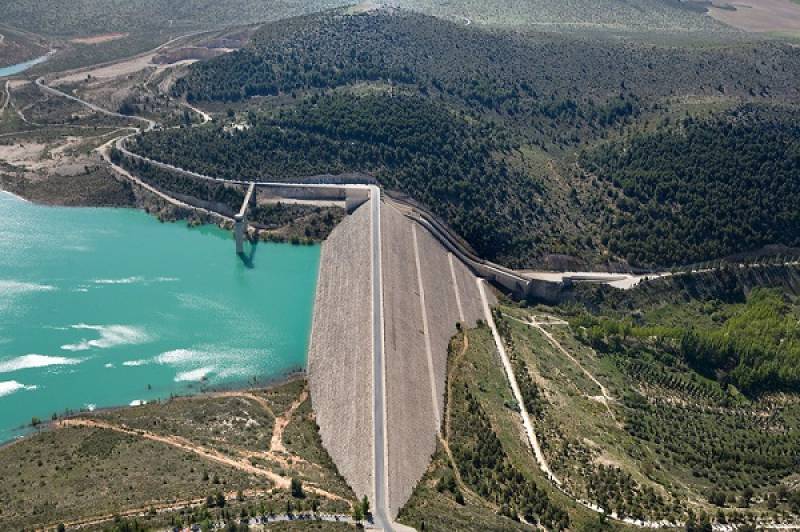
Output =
[
  {"x1": 0, "y1": 192, "x2": 319, "y2": 441},
  {"x1": 308, "y1": 200, "x2": 492, "y2": 518}
]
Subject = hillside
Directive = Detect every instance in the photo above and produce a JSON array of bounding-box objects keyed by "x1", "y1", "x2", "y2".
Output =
[
  {"x1": 0, "y1": 0, "x2": 346, "y2": 37},
  {"x1": 582, "y1": 105, "x2": 800, "y2": 267},
  {"x1": 0, "y1": 380, "x2": 357, "y2": 530},
  {"x1": 133, "y1": 10, "x2": 800, "y2": 269},
  {"x1": 175, "y1": 11, "x2": 796, "y2": 106},
  {"x1": 399, "y1": 274, "x2": 800, "y2": 531},
  {"x1": 1, "y1": 0, "x2": 732, "y2": 38}
]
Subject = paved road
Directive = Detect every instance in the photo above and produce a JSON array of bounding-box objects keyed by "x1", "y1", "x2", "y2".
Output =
[{"x1": 370, "y1": 185, "x2": 391, "y2": 531}]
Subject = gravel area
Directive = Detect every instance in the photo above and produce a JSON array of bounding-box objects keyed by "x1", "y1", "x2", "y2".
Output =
[{"x1": 307, "y1": 202, "x2": 374, "y2": 502}]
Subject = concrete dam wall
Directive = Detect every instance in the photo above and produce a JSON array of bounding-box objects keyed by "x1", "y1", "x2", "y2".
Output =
[
  {"x1": 307, "y1": 203, "x2": 374, "y2": 501},
  {"x1": 307, "y1": 199, "x2": 492, "y2": 519},
  {"x1": 381, "y1": 203, "x2": 491, "y2": 517}
]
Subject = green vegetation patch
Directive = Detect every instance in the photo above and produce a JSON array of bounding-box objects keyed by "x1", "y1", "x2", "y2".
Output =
[
  {"x1": 582, "y1": 105, "x2": 800, "y2": 267},
  {"x1": 0, "y1": 426, "x2": 260, "y2": 530},
  {"x1": 552, "y1": 283, "x2": 800, "y2": 520}
]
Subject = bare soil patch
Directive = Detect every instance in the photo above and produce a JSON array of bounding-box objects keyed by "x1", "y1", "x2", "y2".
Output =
[
  {"x1": 69, "y1": 33, "x2": 129, "y2": 45},
  {"x1": 708, "y1": 0, "x2": 800, "y2": 32}
]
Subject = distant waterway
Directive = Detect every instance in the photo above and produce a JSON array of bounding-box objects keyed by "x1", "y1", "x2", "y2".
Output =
[
  {"x1": 0, "y1": 52, "x2": 53, "y2": 78},
  {"x1": 0, "y1": 192, "x2": 319, "y2": 442}
]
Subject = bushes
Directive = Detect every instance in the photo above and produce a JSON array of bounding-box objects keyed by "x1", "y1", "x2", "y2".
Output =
[{"x1": 131, "y1": 93, "x2": 544, "y2": 264}]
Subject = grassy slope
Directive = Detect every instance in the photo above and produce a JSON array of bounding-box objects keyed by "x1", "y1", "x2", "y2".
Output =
[
  {"x1": 398, "y1": 329, "x2": 611, "y2": 531},
  {"x1": 0, "y1": 380, "x2": 356, "y2": 530}
]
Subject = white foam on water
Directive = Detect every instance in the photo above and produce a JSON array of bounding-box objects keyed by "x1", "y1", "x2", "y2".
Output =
[
  {"x1": 0, "y1": 380, "x2": 37, "y2": 397},
  {"x1": 85, "y1": 404, "x2": 96, "y2": 412},
  {"x1": 93, "y1": 276, "x2": 178, "y2": 285},
  {"x1": 0, "y1": 354, "x2": 82, "y2": 374},
  {"x1": 174, "y1": 367, "x2": 214, "y2": 382},
  {"x1": 122, "y1": 359, "x2": 148, "y2": 367},
  {"x1": 93, "y1": 276, "x2": 144, "y2": 285},
  {"x1": 61, "y1": 324, "x2": 150, "y2": 352},
  {"x1": 104, "y1": 363, "x2": 114, "y2": 368},
  {"x1": 156, "y1": 348, "x2": 196, "y2": 365},
  {"x1": 155, "y1": 346, "x2": 267, "y2": 385},
  {"x1": 0, "y1": 280, "x2": 56, "y2": 296}
]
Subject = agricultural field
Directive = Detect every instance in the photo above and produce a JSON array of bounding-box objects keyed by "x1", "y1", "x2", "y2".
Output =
[{"x1": 706, "y1": 0, "x2": 800, "y2": 34}]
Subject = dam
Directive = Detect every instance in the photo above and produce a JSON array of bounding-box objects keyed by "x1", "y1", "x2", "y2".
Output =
[{"x1": 308, "y1": 192, "x2": 494, "y2": 522}]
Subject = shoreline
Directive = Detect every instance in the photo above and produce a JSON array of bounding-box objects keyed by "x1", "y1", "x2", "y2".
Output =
[
  {"x1": 0, "y1": 189, "x2": 31, "y2": 203},
  {"x1": 0, "y1": 367, "x2": 307, "y2": 450},
  {"x1": 0, "y1": 49, "x2": 56, "y2": 78}
]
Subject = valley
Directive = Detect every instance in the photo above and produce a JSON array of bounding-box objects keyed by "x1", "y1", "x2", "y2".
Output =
[{"x1": 2, "y1": 1, "x2": 800, "y2": 531}]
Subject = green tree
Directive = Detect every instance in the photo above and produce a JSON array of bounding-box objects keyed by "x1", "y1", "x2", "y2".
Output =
[
  {"x1": 361, "y1": 495, "x2": 371, "y2": 519},
  {"x1": 291, "y1": 477, "x2": 304, "y2": 498},
  {"x1": 353, "y1": 504, "x2": 364, "y2": 523}
]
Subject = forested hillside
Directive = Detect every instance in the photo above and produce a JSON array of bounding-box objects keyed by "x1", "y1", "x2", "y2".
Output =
[
  {"x1": 177, "y1": 11, "x2": 799, "y2": 107},
  {"x1": 583, "y1": 106, "x2": 800, "y2": 266},
  {"x1": 138, "y1": 10, "x2": 800, "y2": 268},
  {"x1": 131, "y1": 94, "x2": 544, "y2": 262}
]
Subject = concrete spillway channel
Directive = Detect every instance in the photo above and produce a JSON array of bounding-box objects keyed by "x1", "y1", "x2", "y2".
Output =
[{"x1": 308, "y1": 194, "x2": 493, "y2": 530}]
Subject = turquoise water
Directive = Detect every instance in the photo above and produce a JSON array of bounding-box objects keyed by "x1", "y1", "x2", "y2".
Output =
[
  {"x1": 0, "y1": 53, "x2": 52, "y2": 78},
  {"x1": 0, "y1": 192, "x2": 319, "y2": 442}
]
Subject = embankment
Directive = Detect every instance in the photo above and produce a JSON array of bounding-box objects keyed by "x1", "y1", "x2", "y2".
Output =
[
  {"x1": 381, "y1": 203, "x2": 491, "y2": 516},
  {"x1": 307, "y1": 202, "x2": 374, "y2": 502},
  {"x1": 308, "y1": 199, "x2": 492, "y2": 518}
]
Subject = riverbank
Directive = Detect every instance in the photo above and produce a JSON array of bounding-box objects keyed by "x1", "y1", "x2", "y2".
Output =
[{"x1": 0, "y1": 377, "x2": 358, "y2": 531}]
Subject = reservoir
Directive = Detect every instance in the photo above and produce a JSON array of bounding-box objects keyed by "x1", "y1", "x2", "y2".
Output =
[
  {"x1": 0, "y1": 53, "x2": 52, "y2": 78},
  {"x1": 0, "y1": 192, "x2": 319, "y2": 442}
]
